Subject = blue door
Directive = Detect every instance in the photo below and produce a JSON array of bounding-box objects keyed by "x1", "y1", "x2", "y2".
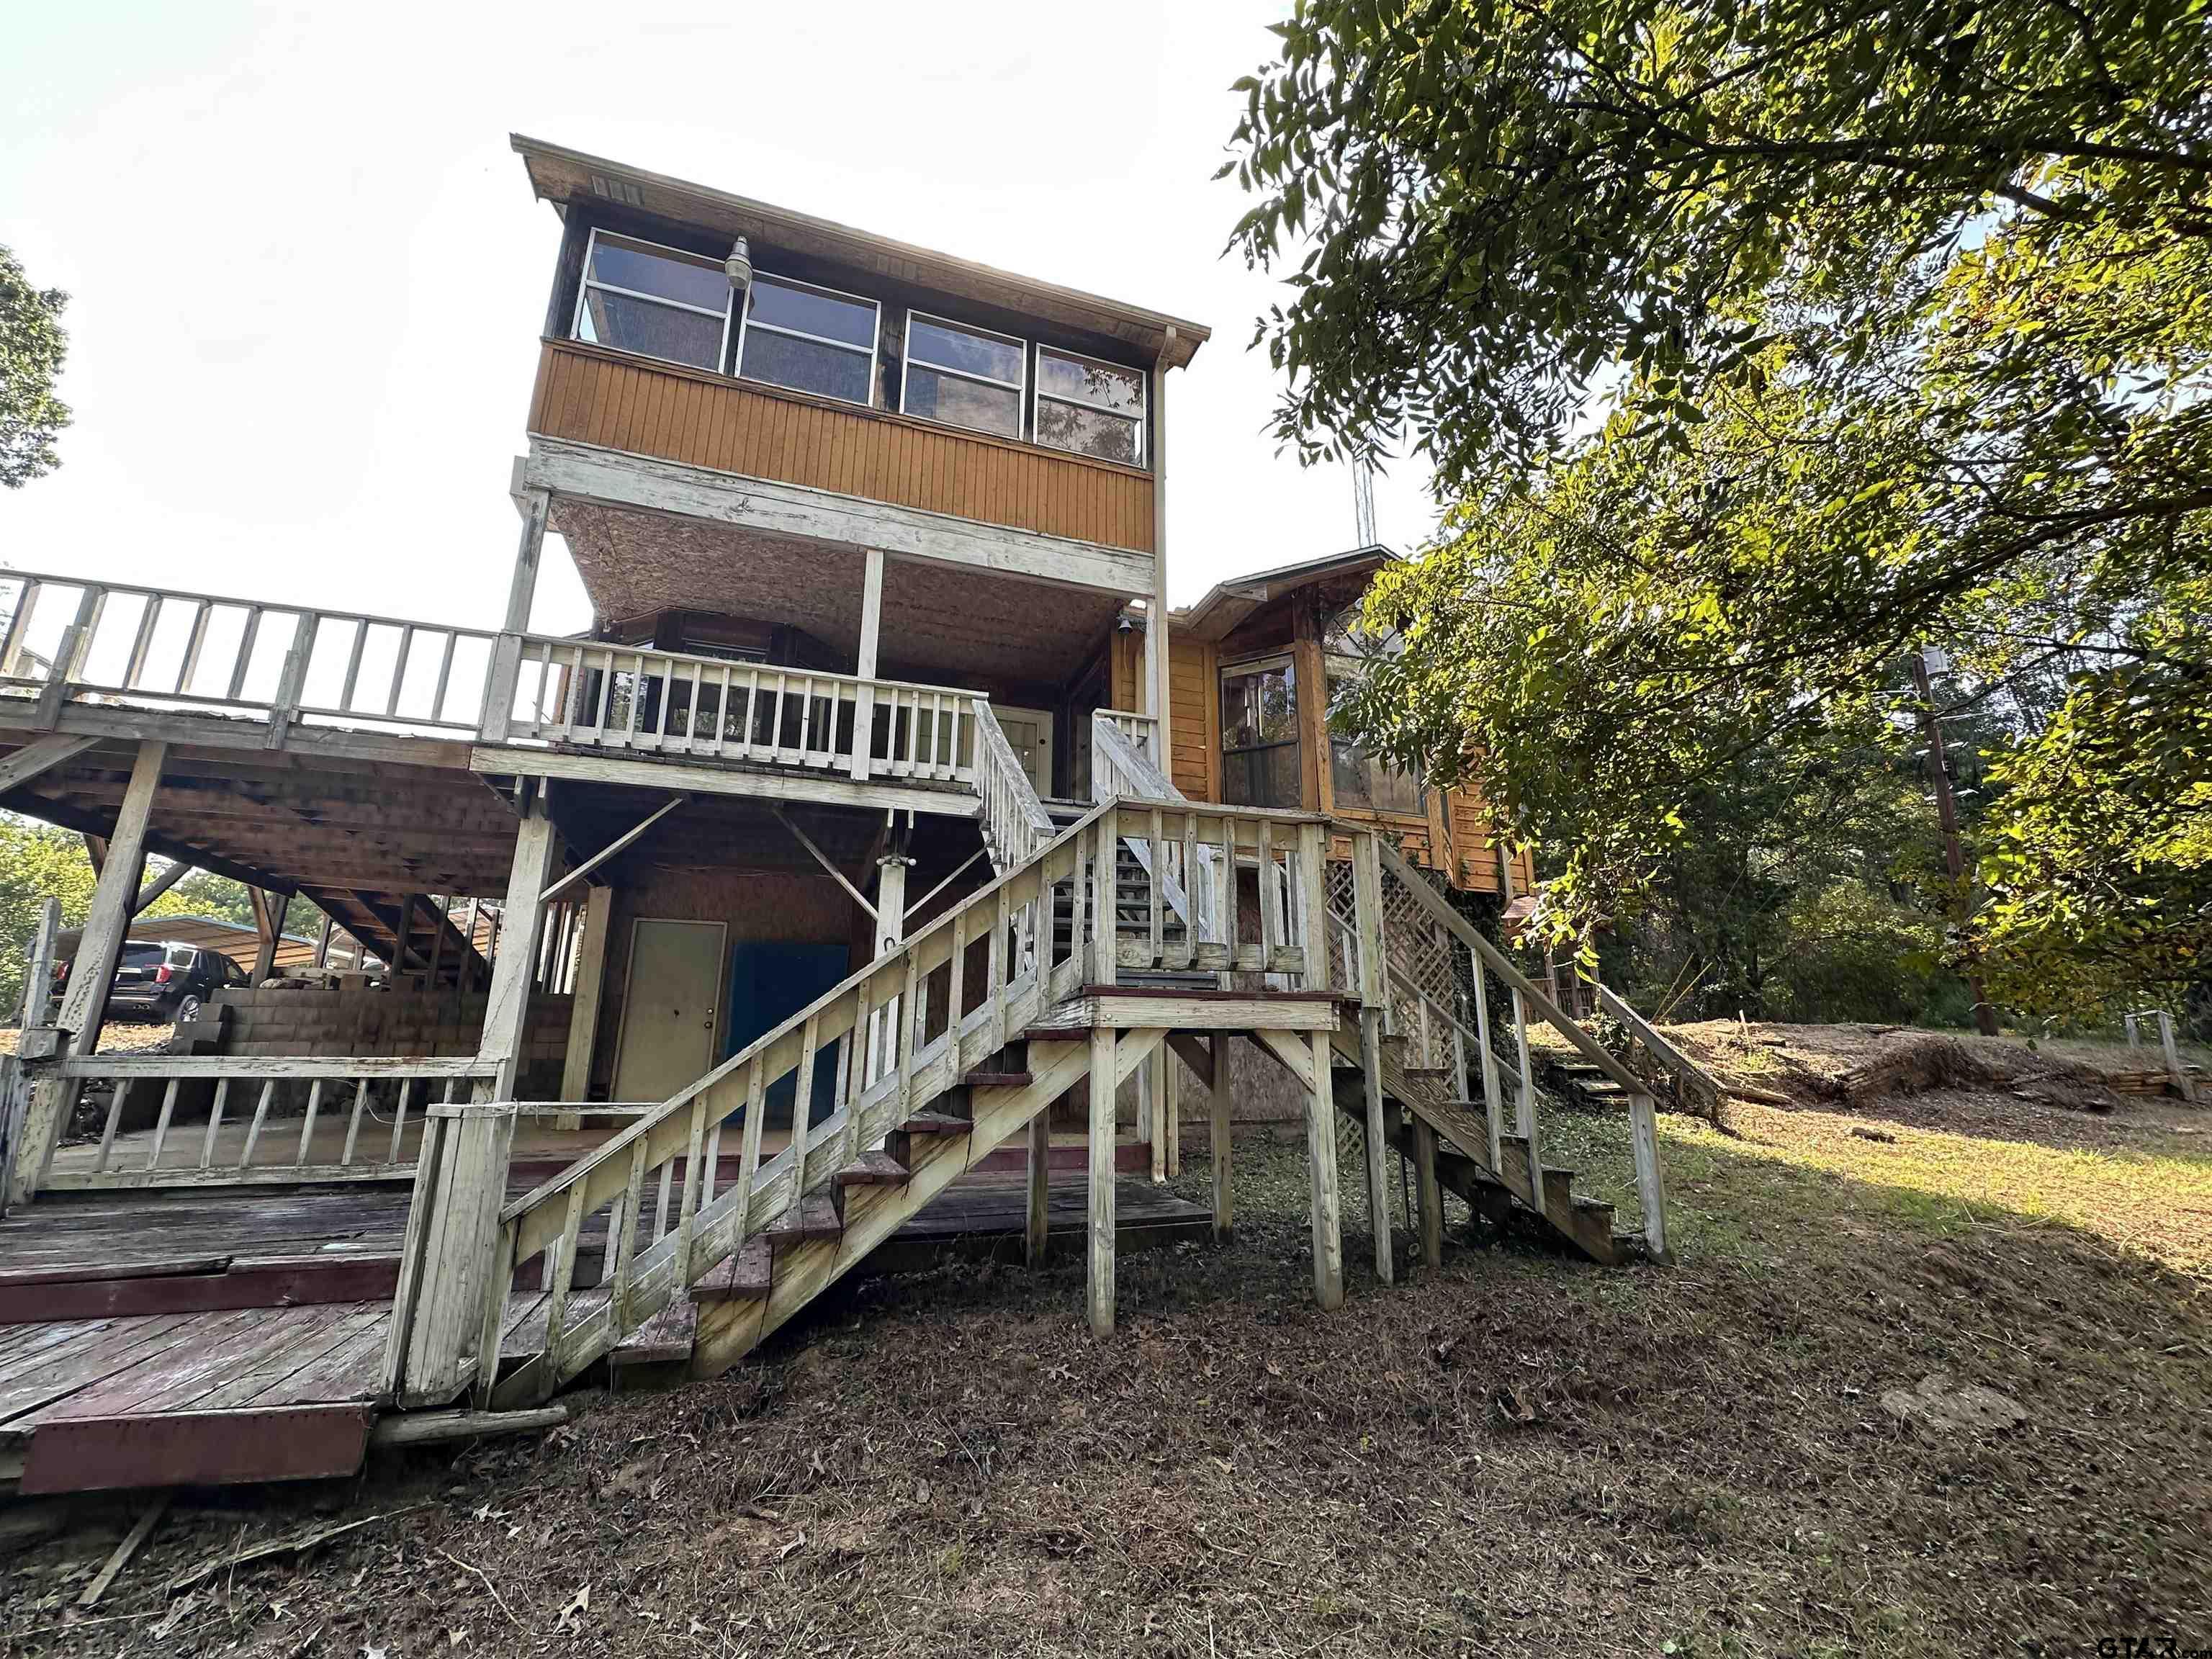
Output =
[{"x1": 725, "y1": 941, "x2": 852, "y2": 1129}]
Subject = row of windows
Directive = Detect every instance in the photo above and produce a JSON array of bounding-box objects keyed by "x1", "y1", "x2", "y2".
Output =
[
  {"x1": 572, "y1": 228, "x2": 1148, "y2": 467},
  {"x1": 1218, "y1": 653, "x2": 1425, "y2": 816}
]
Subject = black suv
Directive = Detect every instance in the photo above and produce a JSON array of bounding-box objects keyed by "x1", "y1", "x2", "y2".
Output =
[{"x1": 58, "y1": 941, "x2": 251, "y2": 1026}]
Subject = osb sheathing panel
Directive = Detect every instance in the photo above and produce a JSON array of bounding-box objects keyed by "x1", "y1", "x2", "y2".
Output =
[{"x1": 552, "y1": 499, "x2": 1123, "y2": 691}]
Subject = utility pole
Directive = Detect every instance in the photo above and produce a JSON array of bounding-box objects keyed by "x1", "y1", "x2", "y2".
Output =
[{"x1": 1910, "y1": 647, "x2": 1999, "y2": 1036}]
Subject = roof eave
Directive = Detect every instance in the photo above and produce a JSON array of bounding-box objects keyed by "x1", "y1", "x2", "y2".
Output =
[{"x1": 511, "y1": 134, "x2": 1210, "y2": 369}]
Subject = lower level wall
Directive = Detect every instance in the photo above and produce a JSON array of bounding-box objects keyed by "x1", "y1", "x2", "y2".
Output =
[{"x1": 210, "y1": 984, "x2": 572, "y2": 1100}]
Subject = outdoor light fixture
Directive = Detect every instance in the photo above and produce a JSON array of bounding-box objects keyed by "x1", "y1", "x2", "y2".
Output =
[{"x1": 724, "y1": 235, "x2": 753, "y2": 293}]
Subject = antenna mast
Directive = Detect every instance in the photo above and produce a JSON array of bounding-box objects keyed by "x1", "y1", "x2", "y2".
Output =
[{"x1": 1351, "y1": 462, "x2": 1377, "y2": 547}]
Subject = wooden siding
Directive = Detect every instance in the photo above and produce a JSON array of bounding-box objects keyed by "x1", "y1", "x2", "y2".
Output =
[
  {"x1": 1159, "y1": 620, "x2": 1530, "y2": 896},
  {"x1": 1166, "y1": 633, "x2": 1218, "y2": 801},
  {"x1": 530, "y1": 339, "x2": 1156, "y2": 554}
]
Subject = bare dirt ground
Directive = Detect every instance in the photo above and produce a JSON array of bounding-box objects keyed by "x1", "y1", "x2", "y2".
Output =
[{"x1": 5, "y1": 1024, "x2": 2210, "y2": 1658}]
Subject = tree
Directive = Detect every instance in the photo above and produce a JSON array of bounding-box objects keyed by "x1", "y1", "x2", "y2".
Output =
[
  {"x1": 1226, "y1": 0, "x2": 2211, "y2": 1019},
  {"x1": 0, "y1": 245, "x2": 70, "y2": 487}
]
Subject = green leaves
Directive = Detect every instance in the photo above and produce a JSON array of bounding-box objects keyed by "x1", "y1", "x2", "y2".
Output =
[{"x1": 0, "y1": 245, "x2": 71, "y2": 489}]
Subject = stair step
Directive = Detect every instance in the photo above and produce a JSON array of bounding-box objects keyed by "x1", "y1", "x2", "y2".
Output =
[
  {"x1": 959, "y1": 1069, "x2": 1034, "y2": 1089},
  {"x1": 765, "y1": 1190, "x2": 844, "y2": 1243},
  {"x1": 898, "y1": 1110, "x2": 971, "y2": 1135},
  {"x1": 691, "y1": 1237, "x2": 773, "y2": 1302},
  {"x1": 611, "y1": 1295, "x2": 696, "y2": 1367},
  {"x1": 836, "y1": 1150, "x2": 910, "y2": 1187}
]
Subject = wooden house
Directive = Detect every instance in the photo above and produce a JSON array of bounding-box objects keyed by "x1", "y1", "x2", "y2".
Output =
[{"x1": 0, "y1": 138, "x2": 1663, "y2": 1496}]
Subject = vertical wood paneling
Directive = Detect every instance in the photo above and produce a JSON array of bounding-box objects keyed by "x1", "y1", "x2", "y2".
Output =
[{"x1": 530, "y1": 341, "x2": 1154, "y2": 553}]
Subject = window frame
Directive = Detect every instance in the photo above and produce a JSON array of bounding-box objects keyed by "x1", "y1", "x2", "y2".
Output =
[
  {"x1": 570, "y1": 227, "x2": 734, "y2": 374},
  {"x1": 1034, "y1": 344, "x2": 1147, "y2": 467},
  {"x1": 898, "y1": 308, "x2": 1030, "y2": 439},
  {"x1": 1218, "y1": 650, "x2": 1303, "y2": 811},
  {"x1": 734, "y1": 269, "x2": 882, "y2": 408},
  {"x1": 1324, "y1": 656, "x2": 1426, "y2": 817}
]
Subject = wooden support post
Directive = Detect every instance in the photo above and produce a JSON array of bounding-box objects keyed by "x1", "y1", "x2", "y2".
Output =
[
  {"x1": 1627, "y1": 1088, "x2": 1669, "y2": 1259},
  {"x1": 1413, "y1": 1118, "x2": 1443, "y2": 1269},
  {"x1": 557, "y1": 884, "x2": 614, "y2": 1125},
  {"x1": 480, "y1": 488, "x2": 549, "y2": 745},
  {"x1": 1163, "y1": 1043, "x2": 1181, "y2": 1179},
  {"x1": 850, "y1": 547, "x2": 884, "y2": 781},
  {"x1": 314, "y1": 914, "x2": 333, "y2": 969},
  {"x1": 1210, "y1": 1031, "x2": 1233, "y2": 1241},
  {"x1": 58, "y1": 742, "x2": 164, "y2": 1055},
  {"x1": 2157, "y1": 1011, "x2": 2197, "y2": 1104},
  {"x1": 1088, "y1": 1026, "x2": 1118, "y2": 1336},
  {"x1": 1305, "y1": 1028, "x2": 1343, "y2": 1310},
  {"x1": 1025, "y1": 1110, "x2": 1051, "y2": 1267},
  {"x1": 1145, "y1": 1048, "x2": 1166, "y2": 1183},
  {"x1": 383, "y1": 1101, "x2": 518, "y2": 1407},
  {"x1": 1358, "y1": 1006, "x2": 1394, "y2": 1284},
  {"x1": 19, "y1": 895, "x2": 59, "y2": 1028},
  {"x1": 248, "y1": 889, "x2": 281, "y2": 982},
  {"x1": 1145, "y1": 333, "x2": 1174, "y2": 755},
  {"x1": 480, "y1": 796, "x2": 558, "y2": 1100}
]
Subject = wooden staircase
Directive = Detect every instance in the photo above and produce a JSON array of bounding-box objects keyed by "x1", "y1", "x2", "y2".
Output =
[
  {"x1": 1320, "y1": 1015, "x2": 1630, "y2": 1263},
  {"x1": 379, "y1": 738, "x2": 1665, "y2": 1415},
  {"x1": 380, "y1": 790, "x2": 1338, "y2": 1413}
]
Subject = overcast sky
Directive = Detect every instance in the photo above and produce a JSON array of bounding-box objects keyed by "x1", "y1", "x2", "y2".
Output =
[{"x1": 1, "y1": 1, "x2": 1442, "y2": 635}]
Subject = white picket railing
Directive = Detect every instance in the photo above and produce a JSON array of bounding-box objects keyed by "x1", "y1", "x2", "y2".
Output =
[
  {"x1": 487, "y1": 632, "x2": 981, "y2": 786},
  {"x1": 35, "y1": 1056, "x2": 500, "y2": 1190},
  {"x1": 972, "y1": 701, "x2": 1057, "y2": 872},
  {"x1": 0, "y1": 572, "x2": 498, "y2": 737}
]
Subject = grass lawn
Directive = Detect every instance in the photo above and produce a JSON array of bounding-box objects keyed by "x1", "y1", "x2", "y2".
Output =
[{"x1": 4, "y1": 1060, "x2": 2208, "y2": 1656}]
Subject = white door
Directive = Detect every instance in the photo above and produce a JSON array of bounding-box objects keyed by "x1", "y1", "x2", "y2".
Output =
[
  {"x1": 995, "y1": 705, "x2": 1055, "y2": 797},
  {"x1": 612, "y1": 919, "x2": 726, "y2": 1102}
]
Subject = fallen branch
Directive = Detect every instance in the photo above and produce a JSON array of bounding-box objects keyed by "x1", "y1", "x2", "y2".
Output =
[
  {"x1": 165, "y1": 1505, "x2": 432, "y2": 1595},
  {"x1": 1722, "y1": 1083, "x2": 1793, "y2": 1106},
  {"x1": 433, "y1": 1545, "x2": 526, "y2": 1630}
]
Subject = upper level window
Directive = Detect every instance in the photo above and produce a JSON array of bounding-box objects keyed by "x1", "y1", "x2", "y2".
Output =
[
  {"x1": 573, "y1": 230, "x2": 731, "y2": 372},
  {"x1": 902, "y1": 313, "x2": 1025, "y2": 439},
  {"x1": 1220, "y1": 655, "x2": 1300, "y2": 809},
  {"x1": 738, "y1": 274, "x2": 878, "y2": 406},
  {"x1": 1036, "y1": 348, "x2": 1145, "y2": 466}
]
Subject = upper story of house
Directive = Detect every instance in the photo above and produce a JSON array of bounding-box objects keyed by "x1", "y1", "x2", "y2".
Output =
[{"x1": 511, "y1": 136, "x2": 1207, "y2": 631}]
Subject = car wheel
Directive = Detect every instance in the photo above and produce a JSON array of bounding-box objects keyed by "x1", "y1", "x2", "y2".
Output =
[{"x1": 175, "y1": 994, "x2": 204, "y2": 1026}]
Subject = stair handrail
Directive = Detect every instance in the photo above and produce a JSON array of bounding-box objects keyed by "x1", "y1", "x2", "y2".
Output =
[
  {"x1": 971, "y1": 698, "x2": 1056, "y2": 871},
  {"x1": 1591, "y1": 981, "x2": 1722, "y2": 1119},
  {"x1": 474, "y1": 797, "x2": 1125, "y2": 1404},
  {"x1": 1089, "y1": 713, "x2": 1210, "y2": 930},
  {"x1": 1364, "y1": 835, "x2": 1666, "y2": 1256}
]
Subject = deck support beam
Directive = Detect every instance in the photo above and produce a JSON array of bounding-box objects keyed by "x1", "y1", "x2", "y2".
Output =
[
  {"x1": 1088, "y1": 1025, "x2": 1117, "y2": 1336},
  {"x1": 60, "y1": 742, "x2": 166, "y2": 1055},
  {"x1": 1358, "y1": 1006, "x2": 1394, "y2": 1285},
  {"x1": 557, "y1": 884, "x2": 615, "y2": 1126},
  {"x1": 1413, "y1": 1117, "x2": 1444, "y2": 1269},
  {"x1": 1025, "y1": 1110, "x2": 1051, "y2": 1267},
  {"x1": 480, "y1": 793, "x2": 558, "y2": 1100},
  {"x1": 16, "y1": 742, "x2": 166, "y2": 1203},
  {"x1": 1304, "y1": 1028, "x2": 1343, "y2": 1310},
  {"x1": 1210, "y1": 1031, "x2": 1232, "y2": 1242},
  {"x1": 248, "y1": 888, "x2": 282, "y2": 982},
  {"x1": 850, "y1": 548, "x2": 884, "y2": 781}
]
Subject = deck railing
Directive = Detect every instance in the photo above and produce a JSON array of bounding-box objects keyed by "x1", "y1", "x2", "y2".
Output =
[
  {"x1": 972, "y1": 701, "x2": 1056, "y2": 872},
  {"x1": 30, "y1": 1055, "x2": 500, "y2": 1191},
  {"x1": 483, "y1": 632, "x2": 981, "y2": 786},
  {"x1": 0, "y1": 572, "x2": 497, "y2": 739},
  {"x1": 1096, "y1": 707, "x2": 1161, "y2": 767}
]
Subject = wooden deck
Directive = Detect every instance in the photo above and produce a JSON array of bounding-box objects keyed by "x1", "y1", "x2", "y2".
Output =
[{"x1": 0, "y1": 1167, "x2": 1207, "y2": 1495}]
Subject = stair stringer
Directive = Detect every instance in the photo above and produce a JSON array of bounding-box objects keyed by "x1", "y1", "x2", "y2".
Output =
[
  {"x1": 689, "y1": 1025, "x2": 1168, "y2": 1377},
  {"x1": 1247, "y1": 1021, "x2": 1623, "y2": 1265}
]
